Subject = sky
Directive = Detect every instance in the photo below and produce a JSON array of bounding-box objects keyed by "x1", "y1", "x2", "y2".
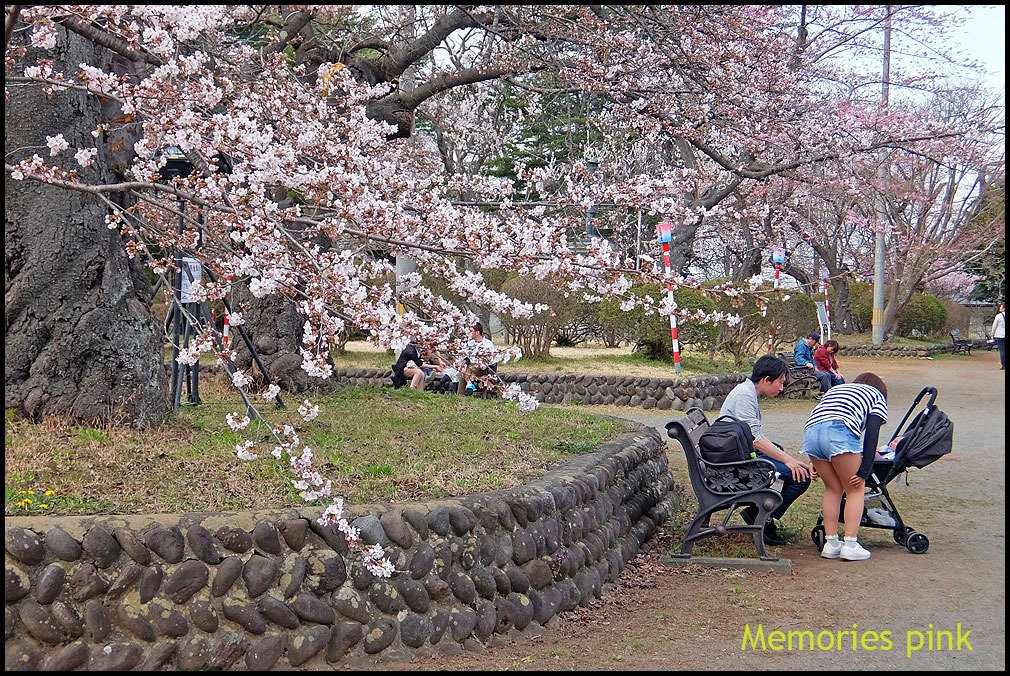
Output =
[{"x1": 954, "y1": 5, "x2": 1005, "y2": 97}]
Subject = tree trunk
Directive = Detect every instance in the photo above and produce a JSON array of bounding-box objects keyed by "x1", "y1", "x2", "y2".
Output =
[
  {"x1": 832, "y1": 280, "x2": 856, "y2": 335},
  {"x1": 231, "y1": 283, "x2": 334, "y2": 394},
  {"x1": 5, "y1": 29, "x2": 167, "y2": 426}
]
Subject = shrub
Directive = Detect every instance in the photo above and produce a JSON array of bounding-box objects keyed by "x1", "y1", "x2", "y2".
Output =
[
  {"x1": 896, "y1": 292, "x2": 948, "y2": 338},
  {"x1": 939, "y1": 297, "x2": 970, "y2": 336},
  {"x1": 767, "y1": 291, "x2": 819, "y2": 347},
  {"x1": 499, "y1": 276, "x2": 580, "y2": 358},
  {"x1": 598, "y1": 285, "x2": 719, "y2": 361},
  {"x1": 847, "y1": 281, "x2": 873, "y2": 333}
]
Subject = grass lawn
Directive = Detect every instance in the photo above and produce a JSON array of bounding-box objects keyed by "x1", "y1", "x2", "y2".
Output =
[{"x1": 4, "y1": 380, "x2": 628, "y2": 517}]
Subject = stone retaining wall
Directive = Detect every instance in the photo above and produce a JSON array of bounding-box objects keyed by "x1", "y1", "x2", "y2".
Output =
[
  {"x1": 337, "y1": 368, "x2": 748, "y2": 411},
  {"x1": 4, "y1": 427, "x2": 673, "y2": 671},
  {"x1": 838, "y1": 341, "x2": 988, "y2": 357}
]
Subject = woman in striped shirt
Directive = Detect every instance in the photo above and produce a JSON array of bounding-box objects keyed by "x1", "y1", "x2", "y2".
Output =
[{"x1": 801, "y1": 373, "x2": 889, "y2": 561}]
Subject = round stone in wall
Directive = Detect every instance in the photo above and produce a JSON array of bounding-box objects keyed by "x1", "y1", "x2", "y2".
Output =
[
  {"x1": 5, "y1": 528, "x2": 44, "y2": 566},
  {"x1": 44, "y1": 527, "x2": 82, "y2": 562}
]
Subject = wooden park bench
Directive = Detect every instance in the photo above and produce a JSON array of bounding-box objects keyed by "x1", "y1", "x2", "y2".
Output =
[
  {"x1": 950, "y1": 328, "x2": 973, "y2": 355},
  {"x1": 665, "y1": 408, "x2": 784, "y2": 561}
]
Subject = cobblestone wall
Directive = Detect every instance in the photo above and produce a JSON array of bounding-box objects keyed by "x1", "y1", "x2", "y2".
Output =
[
  {"x1": 337, "y1": 368, "x2": 748, "y2": 411},
  {"x1": 837, "y1": 341, "x2": 987, "y2": 357},
  {"x1": 4, "y1": 427, "x2": 673, "y2": 671}
]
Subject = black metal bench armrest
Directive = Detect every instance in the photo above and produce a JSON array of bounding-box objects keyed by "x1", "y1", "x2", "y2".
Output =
[{"x1": 697, "y1": 456, "x2": 778, "y2": 494}]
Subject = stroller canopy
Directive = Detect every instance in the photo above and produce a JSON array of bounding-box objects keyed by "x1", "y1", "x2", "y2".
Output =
[{"x1": 885, "y1": 387, "x2": 953, "y2": 483}]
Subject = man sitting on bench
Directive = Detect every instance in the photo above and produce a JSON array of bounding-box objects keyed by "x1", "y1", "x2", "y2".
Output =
[
  {"x1": 720, "y1": 355, "x2": 815, "y2": 545},
  {"x1": 794, "y1": 332, "x2": 831, "y2": 396}
]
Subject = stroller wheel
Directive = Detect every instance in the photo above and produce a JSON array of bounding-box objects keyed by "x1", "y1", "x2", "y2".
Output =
[
  {"x1": 893, "y1": 528, "x2": 908, "y2": 546},
  {"x1": 811, "y1": 525, "x2": 826, "y2": 551},
  {"x1": 905, "y1": 532, "x2": 929, "y2": 554}
]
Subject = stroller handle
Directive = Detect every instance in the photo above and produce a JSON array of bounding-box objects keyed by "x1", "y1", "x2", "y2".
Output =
[
  {"x1": 890, "y1": 386, "x2": 938, "y2": 441},
  {"x1": 910, "y1": 386, "x2": 938, "y2": 409}
]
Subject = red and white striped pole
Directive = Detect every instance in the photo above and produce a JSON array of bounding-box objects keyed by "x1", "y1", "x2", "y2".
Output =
[
  {"x1": 222, "y1": 274, "x2": 233, "y2": 350},
  {"x1": 821, "y1": 267, "x2": 831, "y2": 342},
  {"x1": 657, "y1": 222, "x2": 682, "y2": 373}
]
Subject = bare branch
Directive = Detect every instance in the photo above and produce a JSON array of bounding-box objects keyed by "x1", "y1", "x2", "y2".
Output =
[
  {"x1": 4, "y1": 4, "x2": 21, "y2": 54},
  {"x1": 56, "y1": 15, "x2": 163, "y2": 65}
]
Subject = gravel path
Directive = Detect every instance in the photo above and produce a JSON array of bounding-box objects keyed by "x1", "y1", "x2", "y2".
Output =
[{"x1": 387, "y1": 351, "x2": 1005, "y2": 671}]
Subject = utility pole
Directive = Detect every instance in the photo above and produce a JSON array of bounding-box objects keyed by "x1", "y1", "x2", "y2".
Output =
[
  {"x1": 872, "y1": 6, "x2": 891, "y2": 346},
  {"x1": 395, "y1": 6, "x2": 418, "y2": 315}
]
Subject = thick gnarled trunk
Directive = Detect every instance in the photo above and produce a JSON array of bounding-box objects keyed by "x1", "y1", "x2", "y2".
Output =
[{"x1": 5, "y1": 28, "x2": 167, "y2": 426}]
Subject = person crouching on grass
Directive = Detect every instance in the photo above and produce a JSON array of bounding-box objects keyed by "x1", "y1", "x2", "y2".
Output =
[{"x1": 801, "y1": 372, "x2": 889, "y2": 561}]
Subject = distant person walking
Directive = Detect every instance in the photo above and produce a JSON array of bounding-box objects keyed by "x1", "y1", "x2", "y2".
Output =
[{"x1": 992, "y1": 302, "x2": 1005, "y2": 371}]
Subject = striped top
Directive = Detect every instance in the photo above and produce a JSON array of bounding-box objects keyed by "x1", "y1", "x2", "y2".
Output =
[{"x1": 804, "y1": 383, "x2": 888, "y2": 438}]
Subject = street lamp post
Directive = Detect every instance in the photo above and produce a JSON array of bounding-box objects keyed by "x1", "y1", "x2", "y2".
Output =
[
  {"x1": 585, "y1": 159, "x2": 600, "y2": 240},
  {"x1": 768, "y1": 248, "x2": 786, "y2": 353},
  {"x1": 820, "y1": 267, "x2": 832, "y2": 342},
  {"x1": 656, "y1": 222, "x2": 682, "y2": 373}
]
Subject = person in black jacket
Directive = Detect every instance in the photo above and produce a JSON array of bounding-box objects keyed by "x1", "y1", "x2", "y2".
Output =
[{"x1": 391, "y1": 342, "x2": 438, "y2": 391}]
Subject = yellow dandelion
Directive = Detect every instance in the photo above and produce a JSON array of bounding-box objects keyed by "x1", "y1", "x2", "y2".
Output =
[
  {"x1": 45, "y1": 490, "x2": 55, "y2": 496},
  {"x1": 39, "y1": 504, "x2": 49, "y2": 509},
  {"x1": 27, "y1": 490, "x2": 35, "y2": 495}
]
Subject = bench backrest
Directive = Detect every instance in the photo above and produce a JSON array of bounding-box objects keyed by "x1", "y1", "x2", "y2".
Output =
[{"x1": 665, "y1": 408, "x2": 712, "y2": 498}]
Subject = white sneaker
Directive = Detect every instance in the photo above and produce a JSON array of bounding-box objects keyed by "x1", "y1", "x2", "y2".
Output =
[
  {"x1": 821, "y1": 537, "x2": 842, "y2": 559},
  {"x1": 840, "y1": 537, "x2": 871, "y2": 561}
]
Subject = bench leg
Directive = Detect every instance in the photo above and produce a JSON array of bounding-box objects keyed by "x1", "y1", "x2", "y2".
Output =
[
  {"x1": 677, "y1": 503, "x2": 779, "y2": 561},
  {"x1": 676, "y1": 513, "x2": 713, "y2": 558}
]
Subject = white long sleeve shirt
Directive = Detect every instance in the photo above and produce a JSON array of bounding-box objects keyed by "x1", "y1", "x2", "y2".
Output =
[{"x1": 992, "y1": 311, "x2": 1006, "y2": 339}]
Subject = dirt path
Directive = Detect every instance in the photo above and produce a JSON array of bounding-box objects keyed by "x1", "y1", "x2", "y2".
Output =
[{"x1": 387, "y1": 352, "x2": 1006, "y2": 671}]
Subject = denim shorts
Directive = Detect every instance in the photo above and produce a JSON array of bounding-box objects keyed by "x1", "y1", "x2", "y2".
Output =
[{"x1": 803, "y1": 421, "x2": 861, "y2": 461}]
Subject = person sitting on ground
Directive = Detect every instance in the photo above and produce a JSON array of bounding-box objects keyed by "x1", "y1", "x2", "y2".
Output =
[
  {"x1": 814, "y1": 339, "x2": 845, "y2": 389},
  {"x1": 458, "y1": 322, "x2": 498, "y2": 395},
  {"x1": 802, "y1": 372, "x2": 889, "y2": 561},
  {"x1": 391, "y1": 342, "x2": 438, "y2": 391},
  {"x1": 794, "y1": 332, "x2": 832, "y2": 395},
  {"x1": 719, "y1": 354, "x2": 815, "y2": 546},
  {"x1": 434, "y1": 355, "x2": 461, "y2": 394}
]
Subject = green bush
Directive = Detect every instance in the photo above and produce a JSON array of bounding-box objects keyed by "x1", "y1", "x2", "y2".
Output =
[
  {"x1": 499, "y1": 276, "x2": 580, "y2": 358},
  {"x1": 896, "y1": 292, "x2": 948, "y2": 338},
  {"x1": 597, "y1": 285, "x2": 719, "y2": 361},
  {"x1": 847, "y1": 281, "x2": 873, "y2": 333},
  {"x1": 767, "y1": 291, "x2": 819, "y2": 347}
]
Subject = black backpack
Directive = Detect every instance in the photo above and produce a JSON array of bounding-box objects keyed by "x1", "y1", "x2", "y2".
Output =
[{"x1": 698, "y1": 415, "x2": 756, "y2": 464}]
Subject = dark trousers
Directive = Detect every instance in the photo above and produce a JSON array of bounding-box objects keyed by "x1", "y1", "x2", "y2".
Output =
[
  {"x1": 437, "y1": 374, "x2": 457, "y2": 393},
  {"x1": 996, "y1": 338, "x2": 1005, "y2": 370},
  {"x1": 812, "y1": 370, "x2": 832, "y2": 393},
  {"x1": 817, "y1": 370, "x2": 844, "y2": 389},
  {"x1": 759, "y1": 455, "x2": 811, "y2": 520}
]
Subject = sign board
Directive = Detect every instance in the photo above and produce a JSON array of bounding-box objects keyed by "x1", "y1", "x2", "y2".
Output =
[
  {"x1": 180, "y1": 257, "x2": 202, "y2": 303},
  {"x1": 815, "y1": 301, "x2": 831, "y2": 341}
]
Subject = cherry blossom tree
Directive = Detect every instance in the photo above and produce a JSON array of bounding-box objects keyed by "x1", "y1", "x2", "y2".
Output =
[{"x1": 6, "y1": 4, "x2": 1002, "y2": 574}]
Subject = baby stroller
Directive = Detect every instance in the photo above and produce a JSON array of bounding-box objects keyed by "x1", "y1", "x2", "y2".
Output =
[{"x1": 811, "y1": 386, "x2": 953, "y2": 554}]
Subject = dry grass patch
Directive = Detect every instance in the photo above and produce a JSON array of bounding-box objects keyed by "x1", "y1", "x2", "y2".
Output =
[{"x1": 5, "y1": 379, "x2": 627, "y2": 516}]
